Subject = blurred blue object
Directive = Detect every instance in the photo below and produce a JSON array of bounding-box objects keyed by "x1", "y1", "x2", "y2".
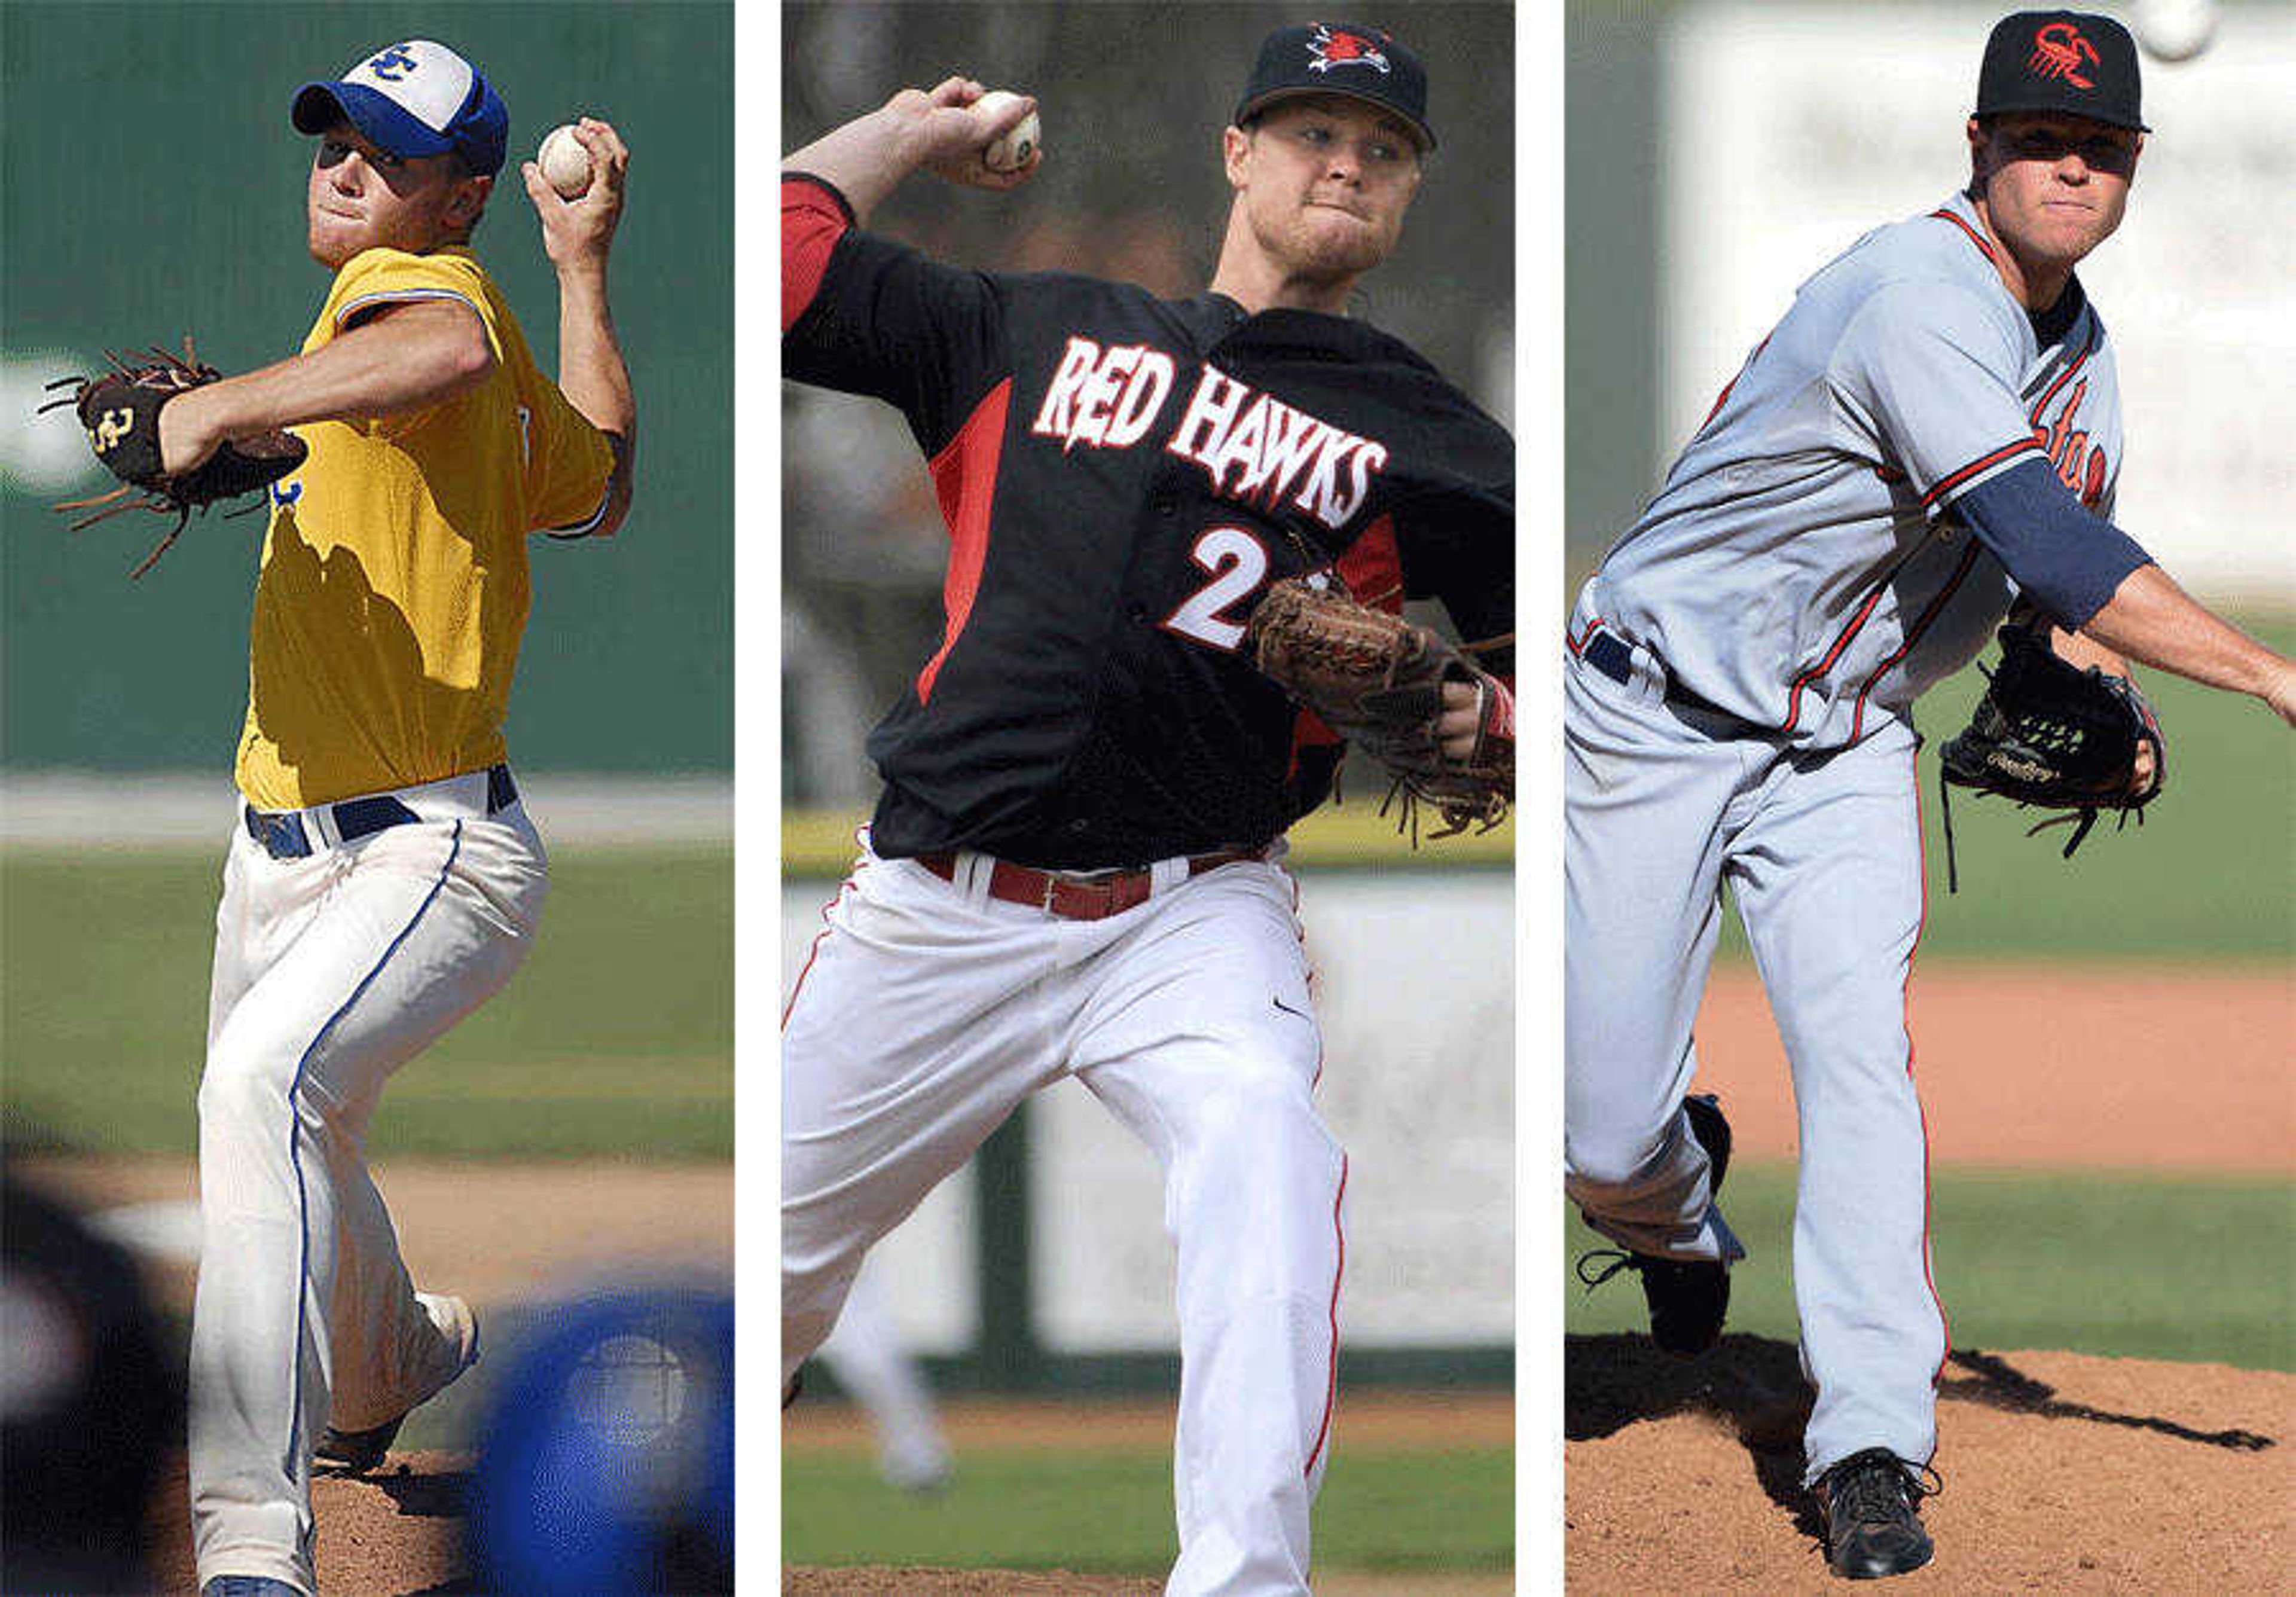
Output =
[{"x1": 466, "y1": 1286, "x2": 734, "y2": 1593}]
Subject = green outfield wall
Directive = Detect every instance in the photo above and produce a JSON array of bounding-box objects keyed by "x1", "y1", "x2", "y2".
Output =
[{"x1": 2, "y1": 3, "x2": 733, "y2": 772}]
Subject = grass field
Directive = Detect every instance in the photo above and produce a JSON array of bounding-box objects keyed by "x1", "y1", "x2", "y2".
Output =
[
  {"x1": 782, "y1": 1441, "x2": 1511, "y2": 1577},
  {"x1": 1567, "y1": 1162, "x2": 2296, "y2": 1372},
  {"x1": 1, "y1": 845, "x2": 733, "y2": 1159}
]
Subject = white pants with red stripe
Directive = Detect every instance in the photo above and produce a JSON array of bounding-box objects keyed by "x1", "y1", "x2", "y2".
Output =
[
  {"x1": 190, "y1": 801, "x2": 546, "y2": 1594},
  {"x1": 783, "y1": 839, "x2": 1347, "y2": 1597},
  {"x1": 1563, "y1": 651, "x2": 1947, "y2": 1485}
]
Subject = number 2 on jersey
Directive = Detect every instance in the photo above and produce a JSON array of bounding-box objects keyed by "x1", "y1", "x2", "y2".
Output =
[{"x1": 1163, "y1": 526, "x2": 1271, "y2": 652}]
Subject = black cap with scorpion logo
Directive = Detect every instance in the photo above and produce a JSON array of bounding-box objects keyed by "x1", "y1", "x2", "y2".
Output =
[{"x1": 1976, "y1": 11, "x2": 2145, "y2": 132}]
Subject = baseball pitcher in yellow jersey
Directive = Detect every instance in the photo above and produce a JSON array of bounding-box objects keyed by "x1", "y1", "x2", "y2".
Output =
[{"x1": 161, "y1": 40, "x2": 634, "y2": 1597}]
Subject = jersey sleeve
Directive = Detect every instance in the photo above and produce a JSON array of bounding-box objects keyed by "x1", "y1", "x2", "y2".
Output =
[
  {"x1": 1393, "y1": 412, "x2": 1516, "y2": 680},
  {"x1": 321, "y1": 249, "x2": 509, "y2": 448},
  {"x1": 1951, "y1": 457, "x2": 2150, "y2": 628},
  {"x1": 1829, "y1": 280, "x2": 2044, "y2": 517},
  {"x1": 523, "y1": 375, "x2": 616, "y2": 536},
  {"x1": 781, "y1": 173, "x2": 1010, "y2": 455},
  {"x1": 326, "y1": 248, "x2": 504, "y2": 360}
]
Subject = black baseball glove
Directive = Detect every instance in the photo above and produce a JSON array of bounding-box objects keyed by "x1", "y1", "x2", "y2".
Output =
[
  {"x1": 1936, "y1": 619, "x2": 2166, "y2": 888},
  {"x1": 39, "y1": 339, "x2": 305, "y2": 577},
  {"x1": 1245, "y1": 575, "x2": 1513, "y2": 841}
]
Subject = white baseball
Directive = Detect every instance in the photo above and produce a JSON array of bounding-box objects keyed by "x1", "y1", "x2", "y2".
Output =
[
  {"x1": 2133, "y1": 0, "x2": 2218, "y2": 63},
  {"x1": 538, "y1": 124, "x2": 594, "y2": 198},
  {"x1": 974, "y1": 89, "x2": 1041, "y2": 174}
]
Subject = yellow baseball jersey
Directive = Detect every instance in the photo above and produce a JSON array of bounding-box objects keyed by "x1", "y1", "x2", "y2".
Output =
[{"x1": 234, "y1": 246, "x2": 614, "y2": 810}]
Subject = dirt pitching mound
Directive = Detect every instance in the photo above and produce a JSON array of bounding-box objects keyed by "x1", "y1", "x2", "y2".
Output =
[
  {"x1": 148, "y1": 1452, "x2": 476, "y2": 1595},
  {"x1": 1567, "y1": 1335, "x2": 2291, "y2": 1593},
  {"x1": 781, "y1": 1571, "x2": 1510, "y2": 1595}
]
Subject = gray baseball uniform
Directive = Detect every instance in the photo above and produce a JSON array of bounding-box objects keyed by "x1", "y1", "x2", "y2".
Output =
[{"x1": 1565, "y1": 188, "x2": 2127, "y2": 1483}]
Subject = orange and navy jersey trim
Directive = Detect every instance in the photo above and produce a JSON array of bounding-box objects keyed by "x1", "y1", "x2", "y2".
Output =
[
  {"x1": 1928, "y1": 207, "x2": 1996, "y2": 266},
  {"x1": 1848, "y1": 543, "x2": 1982, "y2": 741},
  {"x1": 1918, "y1": 436, "x2": 2045, "y2": 510},
  {"x1": 1781, "y1": 555, "x2": 1907, "y2": 733},
  {"x1": 2026, "y1": 326, "x2": 2097, "y2": 418}
]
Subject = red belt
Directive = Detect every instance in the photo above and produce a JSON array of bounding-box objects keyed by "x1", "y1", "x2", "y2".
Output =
[{"x1": 915, "y1": 846, "x2": 1263, "y2": 920}]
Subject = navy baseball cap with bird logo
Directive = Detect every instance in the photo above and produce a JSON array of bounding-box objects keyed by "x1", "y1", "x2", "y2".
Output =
[
  {"x1": 1976, "y1": 11, "x2": 2146, "y2": 132},
  {"x1": 1234, "y1": 21, "x2": 1434, "y2": 152}
]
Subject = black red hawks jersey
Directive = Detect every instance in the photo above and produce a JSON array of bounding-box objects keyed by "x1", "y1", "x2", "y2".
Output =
[{"x1": 784, "y1": 173, "x2": 1514, "y2": 869}]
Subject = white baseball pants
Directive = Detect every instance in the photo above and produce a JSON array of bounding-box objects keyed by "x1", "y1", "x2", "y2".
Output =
[
  {"x1": 190, "y1": 788, "x2": 545, "y2": 1594},
  {"x1": 783, "y1": 841, "x2": 1348, "y2": 1597}
]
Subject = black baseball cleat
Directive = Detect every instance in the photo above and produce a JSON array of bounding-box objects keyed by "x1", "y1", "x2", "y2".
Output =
[
  {"x1": 1575, "y1": 1092, "x2": 1734, "y2": 1357},
  {"x1": 1817, "y1": 1448, "x2": 1940, "y2": 1579}
]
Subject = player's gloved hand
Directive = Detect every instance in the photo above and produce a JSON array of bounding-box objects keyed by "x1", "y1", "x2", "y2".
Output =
[
  {"x1": 40, "y1": 339, "x2": 306, "y2": 578},
  {"x1": 1935, "y1": 619, "x2": 2167, "y2": 885},
  {"x1": 1247, "y1": 575, "x2": 1513, "y2": 841},
  {"x1": 896, "y1": 78, "x2": 1041, "y2": 191}
]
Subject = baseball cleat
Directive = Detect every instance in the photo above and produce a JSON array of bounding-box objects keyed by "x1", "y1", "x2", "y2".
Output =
[
  {"x1": 1575, "y1": 1093, "x2": 1734, "y2": 1356},
  {"x1": 201, "y1": 1578, "x2": 305, "y2": 1596},
  {"x1": 1817, "y1": 1448, "x2": 1939, "y2": 1579},
  {"x1": 315, "y1": 1291, "x2": 480, "y2": 1474}
]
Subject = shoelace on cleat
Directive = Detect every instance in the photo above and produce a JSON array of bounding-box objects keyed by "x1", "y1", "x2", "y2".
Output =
[
  {"x1": 1574, "y1": 1248, "x2": 1641, "y2": 1288},
  {"x1": 1828, "y1": 1450, "x2": 1944, "y2": 1524}
]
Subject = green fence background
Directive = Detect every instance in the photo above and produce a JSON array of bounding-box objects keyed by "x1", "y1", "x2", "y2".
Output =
[{"x1": 1, "y1": 2, "x2": 734, "y2": 772}]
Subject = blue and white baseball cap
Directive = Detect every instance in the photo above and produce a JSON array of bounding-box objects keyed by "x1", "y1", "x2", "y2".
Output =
[{"x1": 291, "y1": 39, "x2": 509, "y2": 176}]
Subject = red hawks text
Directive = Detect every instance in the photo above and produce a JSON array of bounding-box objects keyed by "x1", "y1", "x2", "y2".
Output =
[
  {"x1": 1030, "y1": 338, "x2": 1178, "y2": 453},
  {"x1": 1164, "y1": 367, "x2": 1386, "y2": 531},
  {"x1": 1031, "y1": 340, "x2": 1389, "y2": 532}
]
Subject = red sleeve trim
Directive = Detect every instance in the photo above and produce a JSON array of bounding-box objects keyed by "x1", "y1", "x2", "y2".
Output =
[
  {"x1": 914, "y1": 379, "x2": 1015, "y2": 704},
  {"x1": 782, "y1": 174, "x2": 853, "y2": 334},
  {"x1": 1918, "y1": 437, "x2": 2044, "y2": 509}
]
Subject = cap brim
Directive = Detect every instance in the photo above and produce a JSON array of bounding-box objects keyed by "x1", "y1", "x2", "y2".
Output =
[
  {"x1": 291, "y1": 81, "x2": 456, "y2": 158},
  {"x1": 1974, "y1": 96, "x2": 2147, "y2": 134},
  {"x1": 1235, "y1": 87, "x2": 1434, "y2": 152}
]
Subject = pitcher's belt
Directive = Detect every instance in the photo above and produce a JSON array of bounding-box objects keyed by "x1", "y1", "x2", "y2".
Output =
[
  {"x1": 1580, "y1": 625, "x2": 1733, "y2": 717},
  {"x1": 245, "y1": 764, "x2": 518, "y2": 861},
  {"x1": 915, "y1": 845, "x2": 1265, "y2": 921}
]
